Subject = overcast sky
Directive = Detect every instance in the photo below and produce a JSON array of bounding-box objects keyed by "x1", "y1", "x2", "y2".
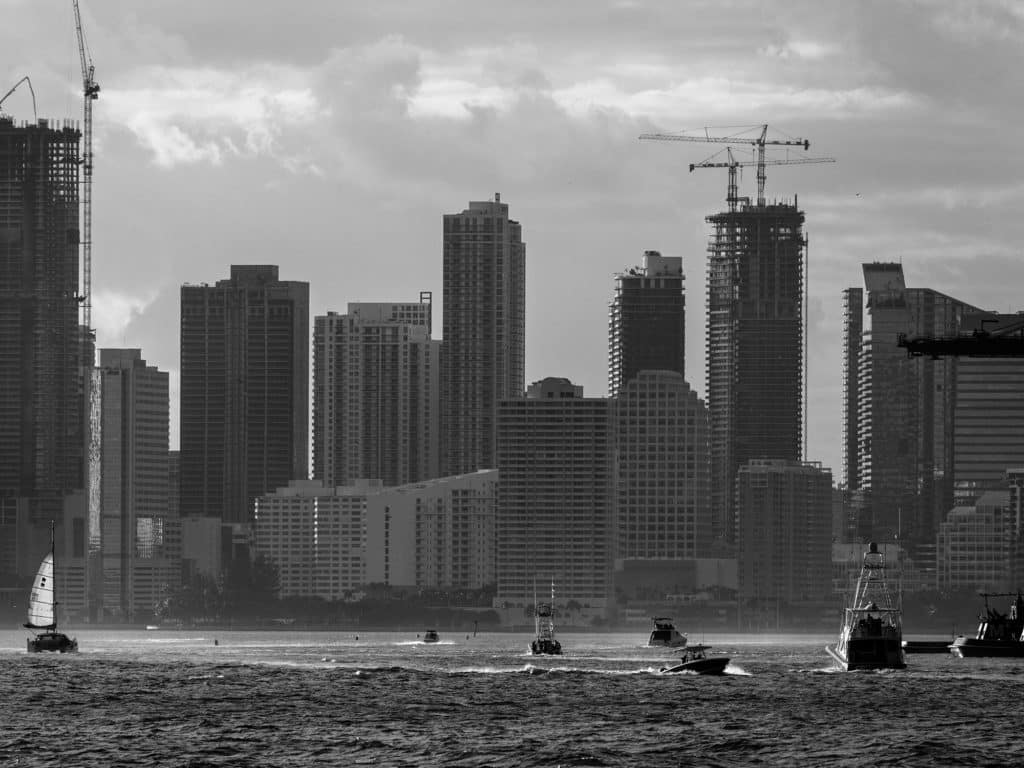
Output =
[{"x1": 4, "y1": 0, "x2": 1024, "y2": 478}]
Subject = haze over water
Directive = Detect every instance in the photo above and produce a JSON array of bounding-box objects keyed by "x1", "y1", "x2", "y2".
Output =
[{"x1": 1, "y1": 630, "x2": 1018, "y2": 766}]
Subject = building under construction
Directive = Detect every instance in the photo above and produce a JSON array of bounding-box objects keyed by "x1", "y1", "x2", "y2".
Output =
[
  {"x1": 0, "y1": 116, "x2": 89, "y2": 585},
  {"x1": 705, "y1": 199, "x2": 805, "y2": 547}
]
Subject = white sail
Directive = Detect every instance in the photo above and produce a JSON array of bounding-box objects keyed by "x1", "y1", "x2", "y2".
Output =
[{"x1": 26, "y1": 552, "x2": 55, "y2": 629}]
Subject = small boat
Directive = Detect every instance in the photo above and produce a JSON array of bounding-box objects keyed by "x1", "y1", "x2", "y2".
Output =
[
  {"x1": 422, "y1": 629, "x2": 440, "y2": 643},
  {"x1": 660, "y1": 644, "x2": 729, "y2": 675},
  {"x1": 648, "y1": 617, "x2": 688, "y2": 648},
  {"x1": 949, "y1": 592, "x2": 1024, "y2": 658},
  {"x1": 145, "y1": 624, "x2": 160, "y2": 631},
  {"x1": 901, "y1": 640, "x2": 952, "y2": 654},
  {"x1": 531, "y1": 580, "x2": 562, "y2": 655},
  {"x1": 826, "y1": 542, "x2": 905, "y2": 671},
  {"x1": 25, "y1": 522, "x2": 78, "y2": 654}
]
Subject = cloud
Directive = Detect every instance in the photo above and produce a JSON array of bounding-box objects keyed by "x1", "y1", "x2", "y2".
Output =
[
  {"x1": 102, "y1": 65, "x2": 324, "y2": 168},
  {"x1": 91, "y1": 288, "x2": 161, "y2": 342}
]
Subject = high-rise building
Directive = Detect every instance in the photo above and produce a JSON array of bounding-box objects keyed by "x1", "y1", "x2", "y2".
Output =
[
  {"x1": 608, "y1": 251, "x2": 685, "y2": 397},
  {"x1": 0, "y1": 116, "x2": 88, "y2": 585},
  {"x1": 841, "y1": 287, "x2": 863, "y2": 492},
  {"x1": 936, "y1": 491, "x2": 1014, "y2": 591},
  {"x1": 953, "y1": 313, "x2": 1024, "y2": 495},
  {"x1": 180, "y1": 265, "x2": 309, "y2": 527},
  {"x1": 313, "y1": 297, "x2": 439, "y2": 487},
  {"x1": 495, "y1": 378, "x2": 612, "y2": 625},
  {"x1": 843, "y1": 263, "x2": 981, "y2": 550},
  {"x1": 612, "y1": 370, "x2": 710, "y2": 560},
  {"x1": 705, "y1": 200, "x2": 805, "y2": 546},
  {"x1": 93, "y1": 349, "x2": 170, "y2": 621},
  {"x1": 736, "y1": 460, "x2": 833, "y2": 611},
  {"x1": 442, "y1": 194, "x2": 525, "y2": 475}
]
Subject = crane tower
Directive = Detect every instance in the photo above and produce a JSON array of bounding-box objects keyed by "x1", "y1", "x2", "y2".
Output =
[{"x1": 73, "y1": 0, "x2": 99, "y2": 335}]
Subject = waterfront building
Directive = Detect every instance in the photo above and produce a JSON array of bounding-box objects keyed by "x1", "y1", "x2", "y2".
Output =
[
  {"x1": 608, "y1": 251, "x2": 685, "y2": 397},
  {"x1": 936, "y1": 491, "x2": 1015, "y2": 591},
  {"x1": 0, "y1": 116, "x2": 88, "y2": 589},
  {"x1": 179, "y1": 265, "x2": 309, "y2": 526},
  {"x1": 705, "y1": 200, "x2": 805, "y2": 547},
  {"x1": 736, "y1": 460, "x2": 833, "y2": 610},
  {"x1": 495, "y1": 378, "x2": 613, "y2": 624},
  {"x1": 313, "y1": 298, "x2": 439, "y2": 487},
  {"x1": 441, "y1": 194, "x2": 525, "y2": 475},
  {"x1": 93, "y1": 349, "x2": 170, "y2": 621}
]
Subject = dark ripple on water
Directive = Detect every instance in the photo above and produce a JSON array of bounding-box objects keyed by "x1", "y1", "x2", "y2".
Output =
[{"x1": 2, "y1": 639, "x2": 1024, "y2": 767}]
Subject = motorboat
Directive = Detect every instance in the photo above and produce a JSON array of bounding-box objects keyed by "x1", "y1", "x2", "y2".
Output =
[
  {"x1": 531, "y1": 580, "x2": 562, "y2": 655},
  {"x1": 422, "y1": 629, "x2": 440, "y2": 643},
  {"x1": 949, "y1": 592, "x2": 1024, "y2": 658},
  {"x1": 25, "y1": 522, "x2": 78, "y2": 654},
  {"x1": 648, "y1": 617, "x2": 688, "y2": 648},
  {"x1": 826, "y1": 542, "x2": 905, "y2": 671},
  {"x1": 660, "y1": 644, "x2": 729, "y2": 675}
]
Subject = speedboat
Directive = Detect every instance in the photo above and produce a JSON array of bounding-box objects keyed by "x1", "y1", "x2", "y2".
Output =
[
  {"x1": 25, "y1": 522, "x2": 78, "y2": 654},
  {"x1": 949, "y1": 592, "x2": 1024, "y2": 658},
  {"x1": 422, "y1": 629, "x2": 440, "y2": 643},
  {"x1": 648, "y1": 617, "x2": 688, "y2": 648},
  {"x1": 531, "y1": 580, "x2": 562, "y2": 655},
  {"x1": 660, "y1": 644, "x2": 729, "y2": 675},
  {"x1": 826, "y1": 542, "x2": 905, "y2": 671}
]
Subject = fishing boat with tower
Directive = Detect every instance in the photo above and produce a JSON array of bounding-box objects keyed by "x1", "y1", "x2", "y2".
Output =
[
  {"x1": 826, "y1": 542, "x2": 905, "y2": 671},
  {"x1": 531, "y1": 580, "x2": 562, "y2": 655},
  {"x1": 24, "y1": 522, "x2": 78, "y2": 654}
]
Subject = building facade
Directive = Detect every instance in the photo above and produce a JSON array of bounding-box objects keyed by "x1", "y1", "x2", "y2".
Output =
[
  {"x1": 441, "y1": 194, "x2": 525, "y2": 475},
  {"x1": 608, "y1": 251, "x2": 685, "y2": 397},
  {"x1": 736, "y1": 460, "x2": 833, "y2": 609},
  {"x1": 936, "y1": 491, "x2": 1015, "y2": 591},
  {"x1": 93, "y1": 350, "x2": 170, "y2": 621},
  {"x1": 705, "y1": 201, "x2": 805, "y2": 548},
  {"x1": 313, "y1": 298, "x2": 439, "y2": 487},
  {"x1": 495, "y1": 378, "x2": 613, "y2": 623},
  {"x1": 844, "y1": 263, "x2": 981, "y2": 551},
  {"x1": 0, "y1": 116, "x2": 88, "y2": 587},
  {"x1": 179, "y1": 265, "x2": 309, "y2": 527}
]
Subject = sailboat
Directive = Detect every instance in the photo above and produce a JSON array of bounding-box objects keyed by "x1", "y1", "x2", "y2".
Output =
[
  {"x1": 826, "y1": 542, "x2": 904, "y2": 671},
  {"x1": 25, "y1": 522, "x2": 78, "y2": 654},
  {"x1": 531, "y1": 580, "x2": 562, "y2": 655}
]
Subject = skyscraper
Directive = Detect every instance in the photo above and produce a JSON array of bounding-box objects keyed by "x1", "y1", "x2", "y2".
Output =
[
  {"x1": 180, "y1": 265, "x2": 309, "y2": 527},
  {"x1": 496, "y1": 378, "x2": 612, "y2": 624},
  {"x1": 93, "y1": 349, "x2": 169, "y2": 621},
  {"x1": 705, "y1": 200, "x2": 805, "y2": 546},
  {"x1": 313, "y1": 297, "x2": 439, "y2": 487},
  {"x1": 843, "y1": 263, "x2": 981, "y2": 549},
  {"x1": 0, "y1": 116, "x2": 88, "y2": 582},
  {"x1": 442, "y1": 194, "x2": 525, "y2": 475},
  {"x1": 608, "y1": 251, "x2": 686, "y2": 397}
]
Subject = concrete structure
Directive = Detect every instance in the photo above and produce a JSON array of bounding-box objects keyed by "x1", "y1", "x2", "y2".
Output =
[
  {"x1": 254, "y1": 480, "x2": 379, "y2": 600},
  {"x1": 608, "y1": 251, "x2": 685, "y2": 397},
  {"x1": 441, "y1": 194, "x2": 525, "y2": 476},
  {"x1": 93, "y1": 349, "x2": 170, "y2": 621},
  {"x1": 736, "y1": 460, "x2": 833, "y2": 608},
  {"x1": 953, "y1": 314, "x2": 1024, "y2": 495},
  {"x1": 364, "y1": 470, "x2": 497, "y2": 590},
  {"x1": 705, "y1": 201, "x2": 805, "y2": 547},
  {"x1": 495, "y1": 378, "x2": 613, "y2": 624},
  {"x1": 611, "y1": 371, "x2": 711, "y2": 602},
  {"x1": 937, "y1": 491, "x2": 1015, "y2": 591},
  {"x1": 843, "y1": 263, "x2": 981, "y2": 552},
  {"x1": 313, "y1": 298, "x2": 439, "y2": 487},
  {"x1": 0, "y1": 116, "x2": 88, "y2": 587},
  {"x1": 179, "y1": 265, "x2": 309, "y2": 527}
]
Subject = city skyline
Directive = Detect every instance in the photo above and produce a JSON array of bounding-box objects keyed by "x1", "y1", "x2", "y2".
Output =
[{"x1": 3, "y1": 1, "x2": 1024, "y2": 476}]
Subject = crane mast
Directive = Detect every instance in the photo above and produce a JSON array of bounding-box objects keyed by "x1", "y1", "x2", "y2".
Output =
[
  {"x1": 73, "y1": 0, "x2": 99, "y2": 336},
  {"x1": 688, "y1": 149, "x2": 836, "y2": 212}
]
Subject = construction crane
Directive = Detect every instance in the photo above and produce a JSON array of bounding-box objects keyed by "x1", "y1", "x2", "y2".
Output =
[
  {"x1": 688, "y1": 146, "x2": 836, "y2": 212},
  {"x1": 639, "y1": 124, "x2": 811, "y2": 206},
  {"x1": 0, "y1": 76, "x2": 38, "y2": 120},
  {"x1": 73, "y1": 0, "x2": 100, "y2": 335},
  {"x1": 898, "y1": 316, "x2": 1024, "y2": 359}
]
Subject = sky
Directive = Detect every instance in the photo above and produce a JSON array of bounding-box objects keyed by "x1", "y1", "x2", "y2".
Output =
[{"x1": 4, "y1": 0, "x2": 1024, "y2": 478}]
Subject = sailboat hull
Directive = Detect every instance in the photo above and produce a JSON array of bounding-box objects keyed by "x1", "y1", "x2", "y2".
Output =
[{"x1": 27, "y1": 632, "x2": 78, "y2": 654}]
